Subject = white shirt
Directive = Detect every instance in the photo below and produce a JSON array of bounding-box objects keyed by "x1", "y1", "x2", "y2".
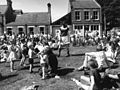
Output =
[
  {"x1": 34, "y1": 44, "x2": 44, "y2": 53},
  {"x1": 40, "y1": 54, "x2": 47, "y2": 64},
  {"x1": 105, "y1": 45, "x2": 116, "y2": 63},
  {"x1": 28, "y1": 49, "x2": 33, "y2": 58},
  {"x1": 86, "y1": 51, "x2": 106, "y2": 68},
  {"x1": 20, "y1": 43, "x2": 24, "y2": 51},
  {"x1": 27, "y1": 41, "x2": 32, "y2": 48}
]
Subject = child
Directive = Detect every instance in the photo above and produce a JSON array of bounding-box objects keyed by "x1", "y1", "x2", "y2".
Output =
[
  {"x1": 39, "y1": 48, "x2": 48, "y2": 79},
  {"x1": 19, "y1": 40, "x2": 28, "y2": 66},
  {"x1": 28, "y1": 44, "x2": 34, "y2": 73},
  {"x1": 7, "y1": 42, "x2": 17, "y2": 72},
  {"x1": 1, "y1": 50, "x2": 8, "y2": 62}
]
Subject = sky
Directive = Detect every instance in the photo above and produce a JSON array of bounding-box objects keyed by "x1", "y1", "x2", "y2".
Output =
[{"x1": 0, "y1": 0, "x2": 69, "y2": 22}]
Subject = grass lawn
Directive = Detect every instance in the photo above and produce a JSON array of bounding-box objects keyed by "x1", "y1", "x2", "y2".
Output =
[{"x1": 0, "y1": 45, "x2": 114, "y2": 90}]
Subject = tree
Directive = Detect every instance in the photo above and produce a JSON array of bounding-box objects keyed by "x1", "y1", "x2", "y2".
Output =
[{"x1": 96, "y1": 0, "x2": 120, "y2": 31}]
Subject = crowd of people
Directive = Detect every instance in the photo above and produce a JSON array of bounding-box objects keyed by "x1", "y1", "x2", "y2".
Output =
[
  {"x1": 0, "y1": 23, "x2": 70, "y2": 80},
  {"x1": 71, "y1": 30, "x2": 100, "y2": 46},
  {"x1": 71, "y1": 30, "x2": 120, "y2": 90},
  {"x1": 0, "y1": 23, "x2": 120, "y2": 89},
  {"x1": 0, "y1": 32, "x2": 63, "y2": 78}
]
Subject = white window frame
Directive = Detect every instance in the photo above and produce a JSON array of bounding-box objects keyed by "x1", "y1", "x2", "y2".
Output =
[
  {"x1": 6, "y1": 27, "x2": 13, "y2": 35},
  {"x1": 28, "y1": 26, "x2": 35, "y2": 33},
  {"x1": 91, "y1": 25, "x2": 99, "y2": 31},
  {"x1": 84, "y1": 10, "x2": 90, "y2": 21},
  {"x1": 93, "y1": 10, "x2": 99, "y2": 20},
  {"x1": 74, "y1": 24, "x2": 83, "y2": 34},
  {"x1": 74, "y1": 25, "x2": 83, "y2": 30},
  {"x1": 38, "y1": 26, "x2": 45, "y2": 35},
  {"x1": 75, "y1": 10, "x2": 81, "y2": 21},
  {"x1": 84, "y1": 25, "x2": 90, "y2": 31},
  {"x1": 17, "y1": 26, "x2": 24, "y2": 34}
]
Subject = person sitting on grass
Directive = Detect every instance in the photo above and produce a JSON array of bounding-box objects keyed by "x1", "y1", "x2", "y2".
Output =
[
  {"x1": 72, "y1": 59, "x2": 118, "y2": 90},
  {"x1": 72, "y1": 59, "x2": 103, "y2": 90},
  {"x1": 77, "y1": 41, "x2": 118, "y2": 72}
]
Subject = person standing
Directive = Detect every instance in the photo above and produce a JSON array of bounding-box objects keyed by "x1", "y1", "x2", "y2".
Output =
[
  {"x1": 28, "y1": 44, "x2": 35, "y2": 73},
  {"x1": 58, "y1": 22, "x2": 70, "y2": 57},
  {"x1": 7, "y1": 42, "x2": 17, "y2": 72}
]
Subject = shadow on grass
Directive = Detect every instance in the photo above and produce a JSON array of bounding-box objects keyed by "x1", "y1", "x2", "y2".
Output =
[
  {"x1": 57, "y1": 68, "x2": 74, "y2": 76},
  {"x1": 0, "y1": 73, "x2": 23, "y2": 87},
  {"x1": 0, "y1": 74, "x2": 18, "y2": 81},
  {"x1": 70, "y1": 53, "x2": 85, "y2": 56}
]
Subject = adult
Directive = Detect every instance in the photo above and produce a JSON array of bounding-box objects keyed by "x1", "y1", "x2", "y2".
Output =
[
  {"x1": 58, "y1": 22, "x2": 70, "y2": 57},
  {"x1": 77, "y1": 41, "x2": 118, "y2": 71}
]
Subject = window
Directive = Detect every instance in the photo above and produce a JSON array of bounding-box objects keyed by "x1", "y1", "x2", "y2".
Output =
[
  {"x1": 84, "y1": 11, "x2": 90, "y2": 20},
  {"x1": 39, "y1": 27, "x2": 45, "y2": 34},
  {"x1": 93, "y1": 11, "x2": 99, "y2": 20},
  {"x1": 18, "y1": 27, "x2": 24, "y2": 34},
  {"x1": 29, "y1": 27, "x2": 34, "y2": 34},
  {"x1": 91, "y1": 25, "x2": 99, "y2": 31},
  {"x1": 74, "y1": 25, "x2": 83, "y2": 33},
  {"x1": 84, "y1": 25, "x2": 89, "y2": 31},
  {"x1": 74, "y1": 25, "x2": 83, "y2": 30},
  {"x1": 75, "y1": 11, "x2": 81, "y2": 21},
  {"x1": 7, "y1": 27, "x2": 12, "y2": 35}
]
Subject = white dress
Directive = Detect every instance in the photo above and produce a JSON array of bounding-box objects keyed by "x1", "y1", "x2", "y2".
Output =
[{"x1": 7, "y1": 45, "x2": 17, "y2": 62}]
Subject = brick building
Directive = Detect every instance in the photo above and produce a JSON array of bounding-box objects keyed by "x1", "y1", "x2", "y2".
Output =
[
  {"x1": 0, "y1": 0, "x2": 52, "y2": 36},
  {"x1": 52, "y1": 0, "x2": 102, "y2": 37}
]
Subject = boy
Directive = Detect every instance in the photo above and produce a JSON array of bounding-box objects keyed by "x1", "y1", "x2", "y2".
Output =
[{"x1": 28, "y1": 44, "x2": 34, "y2": 73}]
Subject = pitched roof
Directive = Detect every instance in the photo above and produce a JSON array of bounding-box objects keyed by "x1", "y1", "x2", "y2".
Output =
[
  {"x1": 0, "y1": 5, "x2": 8, "y2": 14},
  {"x1": 7, "y1": 12, "x2": 50, "y2": 26},
  {"x1": 52, "y1": 12, "x2": 71, "y2": 25},
  {"x1": 71, "y1": 0, "x2": 100, "y2": 9}
]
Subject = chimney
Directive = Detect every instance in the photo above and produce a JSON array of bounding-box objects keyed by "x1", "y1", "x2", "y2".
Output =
[
  {"x1": 7, "y1": 0, "x2": 12, "y2": 7},
  {"x1": 47, "y1": 3, "x2": 52, "y2": 23},
  {"x1": 47, "y1": 3, "x2": 51, "y2": 14}
]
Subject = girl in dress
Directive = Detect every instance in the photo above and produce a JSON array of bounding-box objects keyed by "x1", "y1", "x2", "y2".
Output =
[
  {"x1": 8, "y1": 42, "x2": 17, "y2": 72},
  {"x1": 39, "y1": 48, "x2": 48, "y2": 79}
]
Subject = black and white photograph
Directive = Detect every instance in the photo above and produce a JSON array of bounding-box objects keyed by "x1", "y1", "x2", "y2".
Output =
[{"x1": 0, "y1": 0, "x2": 120, "y2": 90}]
